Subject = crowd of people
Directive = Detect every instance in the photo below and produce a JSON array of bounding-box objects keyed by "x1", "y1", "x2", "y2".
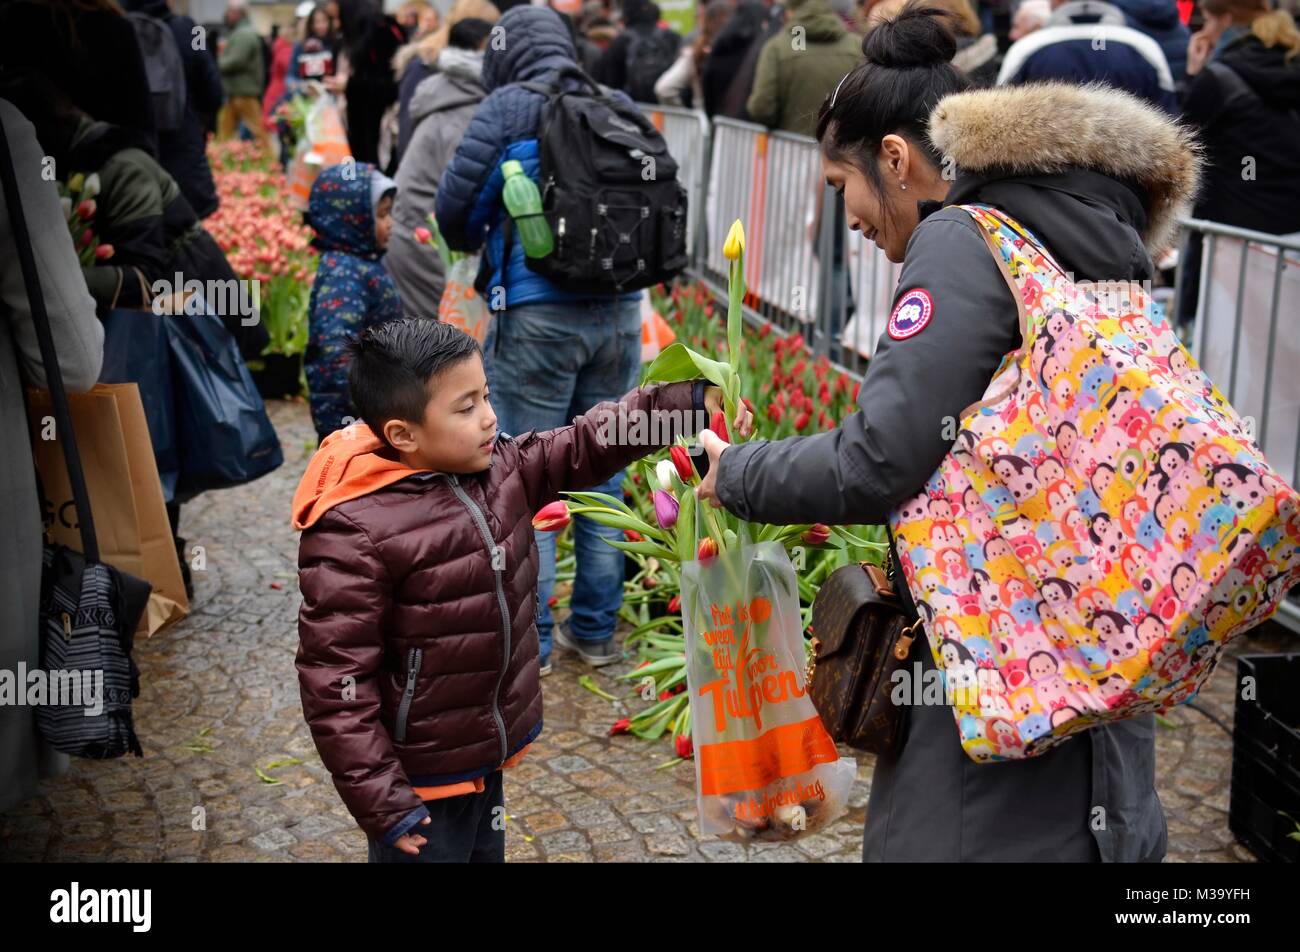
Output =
[{"x1": 2, "y1": 0, "x2": 1299, "y2": 866}]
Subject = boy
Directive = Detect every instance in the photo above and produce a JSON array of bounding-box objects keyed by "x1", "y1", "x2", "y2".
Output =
[
  {"x1": 292, "y1": 318, "x2": 750, "y2": 862},
  {"x1": 304, "y1": 161, "x2": 402, "y2": 442}
]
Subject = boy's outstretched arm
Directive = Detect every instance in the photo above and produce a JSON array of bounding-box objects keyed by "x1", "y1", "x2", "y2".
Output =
[
  {"x1": 296, "y1": 511, "x2": 429, "y2": 846},
  {"x1": 514, "y1": 380, "x2": 752, "y2": 512}
]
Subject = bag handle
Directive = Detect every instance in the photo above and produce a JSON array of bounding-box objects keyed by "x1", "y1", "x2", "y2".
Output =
[{"x1": 0, "y1": 111, "x2": 101, "y2": 563}]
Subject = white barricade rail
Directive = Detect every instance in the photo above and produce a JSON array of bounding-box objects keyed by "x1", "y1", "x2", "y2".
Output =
[
  {"x1": 1178, "y1": 219, "x2": 1300, "y2": 631},
  {"x1": 840, "y1": 227, "x2": 903, "y2": 374},
  {"x1": 637, "y1": 103, "x2": 711, "y2": 261}
]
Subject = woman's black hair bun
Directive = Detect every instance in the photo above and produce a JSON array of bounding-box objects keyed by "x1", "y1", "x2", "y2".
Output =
[{"x1": 861, "y1": 3, "x2": 959, "y2": 69}]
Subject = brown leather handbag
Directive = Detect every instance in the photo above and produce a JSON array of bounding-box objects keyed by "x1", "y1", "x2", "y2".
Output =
[{"x1": 806, "y1": 557, "x2": 923, "y2": 757}]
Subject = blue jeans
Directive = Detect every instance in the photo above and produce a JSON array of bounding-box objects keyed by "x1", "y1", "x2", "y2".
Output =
[{"x1": 483, "y1": 296, "x2": 642, "y2": 662}]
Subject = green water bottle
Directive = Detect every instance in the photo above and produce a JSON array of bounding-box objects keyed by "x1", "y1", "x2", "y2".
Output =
[{"x1": 501, "y1": 159, "x2": 553, "y2": 258}]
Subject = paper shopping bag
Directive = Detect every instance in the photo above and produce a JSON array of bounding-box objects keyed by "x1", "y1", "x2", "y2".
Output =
[{"x1": 30, "y1": 383, "x2": 189, "y2": 636}]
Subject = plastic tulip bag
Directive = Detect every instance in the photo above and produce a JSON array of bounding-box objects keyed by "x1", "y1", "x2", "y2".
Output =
[
  {"x1": 438, "y1": 255, "x2": 491, "y2": 344},
  {"x1": 680, "y1": 538, "x2": 856, "y2": 841},
  {"x1": 288, "y1": 91, "x2": 351, "y2": 210}
]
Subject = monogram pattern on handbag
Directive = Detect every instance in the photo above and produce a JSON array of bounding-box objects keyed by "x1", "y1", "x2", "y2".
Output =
[{"x1": 888, "y1": 204, "x2": 1300, "y2": 763}]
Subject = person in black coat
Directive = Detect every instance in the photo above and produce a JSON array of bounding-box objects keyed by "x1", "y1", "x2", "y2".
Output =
[
  {"x1": 121, "y1": 0, "x2": 225, "y2": 219},
  {"x1": 701, "y1": 1, "x2": 778, "y2": 119},
  {"x1": 0, "y1": 0, "x2": 158, "y2": 155},
  {"x1": 337, "y1": 0, "x2": 407, "y2": 168}
]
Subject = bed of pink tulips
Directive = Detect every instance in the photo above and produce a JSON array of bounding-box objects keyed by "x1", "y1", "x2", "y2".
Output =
[{"x1": 206, "y1": 141, "x2": 316, "y2": 361}]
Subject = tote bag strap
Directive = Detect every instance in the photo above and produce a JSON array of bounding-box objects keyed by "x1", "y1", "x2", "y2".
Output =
[{"x1": 0, "y1": 110, "x2": 100, "y2": 563}]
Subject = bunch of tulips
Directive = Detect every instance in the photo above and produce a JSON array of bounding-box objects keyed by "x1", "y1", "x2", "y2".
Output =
[
  {"x1": 58, "y1": 173, "x2": 113, "y2": 265},
  {"x1": 533, "y1": 221, "x2": 887, "y2": 760}
]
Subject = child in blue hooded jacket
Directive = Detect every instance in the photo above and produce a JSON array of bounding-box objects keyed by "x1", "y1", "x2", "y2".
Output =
[{"x1": 304, "y1": 162, "x2": 402, "y2": 441}]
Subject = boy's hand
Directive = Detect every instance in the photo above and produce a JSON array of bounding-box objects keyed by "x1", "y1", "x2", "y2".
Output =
[
  {"x1": 703, "y1": 385, "x2": 754, "y2": 439},
  {"x1": 393, "y1": 816, "x2": 432, "y2": 855}
]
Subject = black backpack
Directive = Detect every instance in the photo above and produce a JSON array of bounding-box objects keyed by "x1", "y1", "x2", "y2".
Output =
[
  {"x1": 127, "y1": 12, "x2": 188, "y2": 133},
  {"x1": 513, "y1": 65, "x2": 689, "y2": 296},
  {"x1": 624, "y1": 25, "x2": 679, "y2": 104}
]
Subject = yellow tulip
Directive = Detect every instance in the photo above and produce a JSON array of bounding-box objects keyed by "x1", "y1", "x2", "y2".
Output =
[{"x1": 723, "y1": 219, "x2": 745, "y2": 260}]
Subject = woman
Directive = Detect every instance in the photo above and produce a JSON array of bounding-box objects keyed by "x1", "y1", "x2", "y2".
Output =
[
  {"x1": 0, "y1": 98, "x2": 104, "y2": 815},
  {"x1": 654, "y1": 0, "x2": 734, "y2": 108},
  {"x1": 386, "y1": 16, "x2": 494, "y2": 317},
  {"x1": 288, "y1": 4, "x2": 343, "y2": 96},
  {"x1": 391, "y1": 0, "x2": 498, "y2": 165},
  {"x1": 695, "y1": 5, "x2": 1198, "y2": 861}
]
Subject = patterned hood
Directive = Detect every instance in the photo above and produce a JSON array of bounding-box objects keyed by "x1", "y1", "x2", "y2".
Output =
[{"x1": 306, "y1": 162, "x2": 384, "y2": 259}]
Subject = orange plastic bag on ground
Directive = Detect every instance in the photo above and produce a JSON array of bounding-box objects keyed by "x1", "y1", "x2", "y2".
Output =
[{"x1": 681, "y1": 539, "x2": 856, "y2": 841}]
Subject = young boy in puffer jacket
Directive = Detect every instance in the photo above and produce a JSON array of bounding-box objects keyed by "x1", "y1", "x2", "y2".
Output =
[
  {"x1": 304, "y1": 161, "x2": 402, "y2": 441},
  {"x1": 292, "y1": 317, "x2": 752, "y2": 862}
]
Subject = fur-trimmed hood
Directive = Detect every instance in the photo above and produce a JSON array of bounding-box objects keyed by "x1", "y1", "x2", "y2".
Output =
[{"x1": 928, "y1": 83, "x2": 1201, "y2": 254}]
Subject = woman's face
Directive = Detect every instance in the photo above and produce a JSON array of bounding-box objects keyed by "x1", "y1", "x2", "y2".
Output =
[
  {"x1": 821, "y1": 137, "x2": 945, "y2": 263},
  {"x1": 310, "y1": 9, "x2": 331, "y2": 37}
]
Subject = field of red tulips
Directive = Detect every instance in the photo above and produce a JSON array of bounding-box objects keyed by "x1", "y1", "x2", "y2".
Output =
[{"x1": 206, "y1": 141, "x2": 316, "y2": 364}]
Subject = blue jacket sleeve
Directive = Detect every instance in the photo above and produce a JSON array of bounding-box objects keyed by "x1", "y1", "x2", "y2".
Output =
[{"x1": 435, "y1": 92, "x2": 509, "y2": 253}]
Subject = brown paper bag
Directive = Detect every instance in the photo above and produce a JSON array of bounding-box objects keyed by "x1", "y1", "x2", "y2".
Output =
[{"x1": 29, "y1": 383, "x2": 189, "y2": 636}]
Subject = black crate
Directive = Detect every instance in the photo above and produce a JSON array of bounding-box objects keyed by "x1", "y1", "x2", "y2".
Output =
[{"x1": 1230, "y1": 654, "x2": 1300, "y2": 862}]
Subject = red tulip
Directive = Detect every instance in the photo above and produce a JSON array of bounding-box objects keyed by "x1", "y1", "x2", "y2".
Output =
[
  {"x1": 758, "y1": 322, "x2": 772, "y2": 338},
  {"x1": 609, "y1": 718, "x2": 631, "y2": 736},
  {"x1": 532, "y1": 500, "x2": 570, "y2": 532},
  {"x1": 794, "y1": 410, "x2": 811, "y2": 432},
  {"x1": 675, "y1": 734, "x2": 693, "y2": 758},
  {"x1": 668, "y1": 594, "x2": 681, "y2": 613},
  {"x1": 413, "y1": 226, "x2": 432, "y2": 244},
  {"x1": 709, "y1": 411, "x2": 729, "y2": 443},
  {"x1": 670, "y1": 444, "x2": 694, "y2": 483},
  {"x1": 625, "y1": 529, "x2": 644, "y2": 542},
  {"x1": 659, "y1": 689, "x2": 674, "y2": 701},
  {"x1": 698, "y1": 537, "x2": 719, "y2": 564},
  {"x1": 547, "y1": 595, "x2": 558, "y2": 608},
  {"x1": 853, "y1": 382, "x2": 861, "y2": 402},
  {"x1": 76, "y1": 199, "x2": 96, "y2": 220},
  {"x1": 767, "y1": 403, "x2": 784, "y2": 423},
  {"x1": 93, "y1": 243, "x2": 115, "y2": 261},
  {"x1": 802, "y1": 524, "x2": 831, "y2": 545}
]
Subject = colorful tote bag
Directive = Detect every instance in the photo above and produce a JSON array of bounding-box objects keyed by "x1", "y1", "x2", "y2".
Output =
[{"x1": 888, "y1": 204, "x2": 1300, "y2": 763}]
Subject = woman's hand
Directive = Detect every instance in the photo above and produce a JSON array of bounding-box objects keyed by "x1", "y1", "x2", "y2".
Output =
[
  {"x1": 1187, "y1": 30, "x2": 1214, "y2": 76},
  {"x1": 703, "y1": 384, "x2": 754, "y2": 438},
  {"x1": 695, "y1": 428, "x2": 728, "y2": 508}
]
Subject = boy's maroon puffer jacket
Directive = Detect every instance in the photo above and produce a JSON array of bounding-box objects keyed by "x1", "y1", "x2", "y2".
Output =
[{"x1": 296, "y1": 381, "x2": 702, "y2": 840}]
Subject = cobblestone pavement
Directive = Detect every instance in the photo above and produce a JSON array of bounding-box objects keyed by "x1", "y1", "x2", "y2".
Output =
[{"x1": 0, "y1": 399, "x2": 1291, "y2": 862}]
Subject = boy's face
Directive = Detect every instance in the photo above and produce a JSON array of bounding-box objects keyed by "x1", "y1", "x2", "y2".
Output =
[
  {"x1": 383, "y1": 355, "x2": 497, "y2": 473},
  {"x1": 374, "y1": 193, "x2": 394, "y2": 249}
]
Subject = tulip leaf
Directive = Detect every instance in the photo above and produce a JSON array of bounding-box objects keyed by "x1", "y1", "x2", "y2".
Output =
[
  {"x1": 563, "y1": 490, "x2": 637, "y2": 518},
  {"x1": 644, "y1": 342, "x2": 733, "y2": 392},
  {"x1": 606, "y1": 539, "x2": 678, "y2": 561},
  {"x1": 565, "y1": 506, "x2": 665, "y2": 543},
  {"x1": 676, "y1": 486, "x2": 696, "y2": 566}
]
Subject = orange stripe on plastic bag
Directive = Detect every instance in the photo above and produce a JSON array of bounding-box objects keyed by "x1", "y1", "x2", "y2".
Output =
[{"x1": 697, "y1": 715, "x2": 839, "y2": 796}]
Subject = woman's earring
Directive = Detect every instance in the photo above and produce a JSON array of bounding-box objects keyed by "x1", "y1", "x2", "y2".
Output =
[{"x1": 900, "y1": 181, "x2": 908, "y2": 190}]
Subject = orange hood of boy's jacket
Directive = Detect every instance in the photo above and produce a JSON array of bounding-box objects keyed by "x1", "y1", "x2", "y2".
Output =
[{"x1": 291, "y1": 425, "x2": 429, "y2": 530}]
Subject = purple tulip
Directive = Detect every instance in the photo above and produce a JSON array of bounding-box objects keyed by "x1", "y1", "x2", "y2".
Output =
[{"x1": 653, "y1": 490, "x2": 679, "y2": 530}]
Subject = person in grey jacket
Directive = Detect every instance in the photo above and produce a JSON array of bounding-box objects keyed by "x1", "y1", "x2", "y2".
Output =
[
  {"x1": 386, "y1": 18, "x2": 492, "y2": 318},
  {"x1": 0, "y1": 99, "x2": 105, "y2": 814},
  {"x1": 695, "y1": 7, "x2": 1199, "y2": 861}
]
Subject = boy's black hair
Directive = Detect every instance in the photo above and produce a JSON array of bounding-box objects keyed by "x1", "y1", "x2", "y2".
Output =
[
  {"x1": 448, "y1": 17, "x2": 494, "y2": 51},
  {"x1": 347, "y1": 318, "x2": 482, "y2": 447}
]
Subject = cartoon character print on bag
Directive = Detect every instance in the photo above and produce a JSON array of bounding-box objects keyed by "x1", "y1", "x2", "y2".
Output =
[
  {"x1": 304, "y1": 163, "x2": 402, "y2": 440},
  {"x1": 888, "y1": 204, "x2": 1300, "y2": 762}
]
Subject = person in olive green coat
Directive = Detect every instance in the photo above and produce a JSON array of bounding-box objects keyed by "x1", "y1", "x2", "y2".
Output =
[
  {"x1": 746, "y1": 0, "x2": 863, "y2": 137},
  {"x1": 218, "y1": 0, "x2": 269, "y2": 146}
]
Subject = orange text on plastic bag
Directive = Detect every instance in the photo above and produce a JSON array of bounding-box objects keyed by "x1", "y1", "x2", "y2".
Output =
[{"x1": 697, "y1": 716, "x2": 840, "y2": 796}]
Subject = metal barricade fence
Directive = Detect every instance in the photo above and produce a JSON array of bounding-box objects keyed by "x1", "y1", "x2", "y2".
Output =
[
  {"x1": 638, "y1": 103, "x2": 711, "y2": 264},
  {"x1": 1173, "y1": 219, "x2": 1300, "y2": 631}
]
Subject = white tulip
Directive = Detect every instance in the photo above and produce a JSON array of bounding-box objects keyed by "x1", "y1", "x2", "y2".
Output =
[
  {"x1": 82, "y1": 173, "x2": 101, "y2": 199},
  {"x1": 655, "y1": 459, "x2": 676, "y2": 492}
]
